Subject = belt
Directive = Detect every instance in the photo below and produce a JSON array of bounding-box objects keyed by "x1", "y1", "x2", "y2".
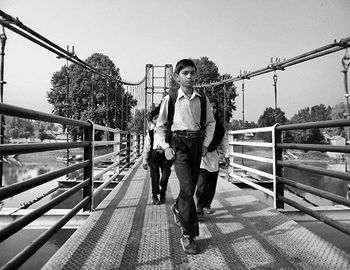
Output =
[{"x1": 172, "y1": 130, "x2": 202, "y2": 138}]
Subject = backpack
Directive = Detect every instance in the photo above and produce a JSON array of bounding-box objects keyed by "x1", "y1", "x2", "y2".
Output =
[{"x1": 165, "y1": 88, "x2": 206, "y2": 143}]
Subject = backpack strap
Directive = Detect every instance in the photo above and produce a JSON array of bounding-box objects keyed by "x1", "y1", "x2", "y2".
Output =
[
  {"x1": 198, "y1": 89, "x2": 207, "y2": 132},
  {"x1": 165, "y1": 89, "x2": 178, "y2": 144},
  {"x1": 149, "y1": 129, "x2": 154, "y2": 150}
]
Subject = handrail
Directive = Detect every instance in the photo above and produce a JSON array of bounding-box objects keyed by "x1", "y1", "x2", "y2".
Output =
[
  {"x1": 0, "y1": 161, "x2": 90, "y2": 200},
  {"x1": 0, "y1": 103, "x2": 90, "y2": 126},
  {"x1": 228, "y1": 118, "x2": 350, "y2": 238}
]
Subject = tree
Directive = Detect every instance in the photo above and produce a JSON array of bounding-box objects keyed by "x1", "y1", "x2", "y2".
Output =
[
  {"x1": 48, "y1": 53, "x2": 137, "y2": 136},
  {"x1": 128, "y1": 109, "x2": 145, "y2": 134},
  {"x1": 192, "y1": 57, "x2": 238, "y2": 126},
  {"x1": 287, "y1": 104, "x2": 331, "y2": 143},
  {"x1": 257, "y1": 107, "x2": 287, "y2": 141}
]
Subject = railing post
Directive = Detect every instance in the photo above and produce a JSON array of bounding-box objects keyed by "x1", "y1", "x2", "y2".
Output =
[
  {"x1": 126, "y1": 132, "x2": 131, "y2": 167},
  {"x1": 273, "y1": 124, "x2": 284, "y2": 209},
  {"x1": 228, "y1": 131, "x2": 233, "y2": 182},
  {"x1": 83, "y1": 121, "x2": 94, "y2": 211},
  {"x1": 114, "y1": 129, "x2": 120, "y2": 177},
  {"x1": 137, "y1": 133, "x2": 141, "y2": 156},
  {"x1": 0, "y1": 31, "x2": 7, "y2": 187}
]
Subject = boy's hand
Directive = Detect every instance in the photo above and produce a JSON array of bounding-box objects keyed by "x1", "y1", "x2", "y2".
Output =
[
  {"x1": 202, "y1": 146, "x2": 208, "y2": 157},
  {"x1": 224, "y1": 157, "x2": 230, "y2": 167},
  {"x1": 142, "y1": 164, "x2": 148, "y2": 170},
  {"x1": 164, "y1": 147, "x2": 175, "y2": 161}
]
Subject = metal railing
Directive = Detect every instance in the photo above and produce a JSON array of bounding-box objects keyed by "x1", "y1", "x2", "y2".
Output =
[
  {"x1": 228, "y1": 119, "x2": 350, "y2": 238},
  {"x1": 0, "y1": 103, "x2": 143, "y2": 270}
]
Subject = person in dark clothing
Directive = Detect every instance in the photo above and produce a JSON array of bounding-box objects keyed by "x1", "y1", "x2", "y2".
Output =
[{"x1": 143, "y1": 106, "x2": 172, "y2": 205}]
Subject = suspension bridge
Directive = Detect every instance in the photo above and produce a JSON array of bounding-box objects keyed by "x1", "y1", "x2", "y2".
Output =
[{"x1": 0, "y1": 9, "x2": 350, "y2": 270}]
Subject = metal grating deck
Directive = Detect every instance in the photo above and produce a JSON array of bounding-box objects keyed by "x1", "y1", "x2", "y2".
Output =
[{"x1": 43, "y1": 158, "x2": 350, "y2": 269}]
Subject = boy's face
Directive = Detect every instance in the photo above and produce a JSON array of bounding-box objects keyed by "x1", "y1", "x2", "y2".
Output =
[{"x1": 176, "y1": 66, "x2": 197, "y2": 88}]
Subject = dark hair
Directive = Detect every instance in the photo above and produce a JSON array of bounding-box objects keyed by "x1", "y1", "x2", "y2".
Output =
[
  {"x1": 148, "y1": 105, "x2": 160, "y2": 122},
  {"x1": 174, "y1": 59, "x2": 197, "y2": 74}
]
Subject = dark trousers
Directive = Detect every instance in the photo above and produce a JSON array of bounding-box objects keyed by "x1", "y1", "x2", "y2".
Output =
[
  {"x1": 196, "y1": 169, "x2": 219, "y2": 211},
  {"x1": 171, "y1": 135, "x2": 203, "y2": 237},
  {"x1": 149, "y1": 150, "x2": 172, "y2": 197}
]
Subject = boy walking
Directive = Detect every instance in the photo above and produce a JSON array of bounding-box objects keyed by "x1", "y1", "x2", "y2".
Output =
[
  {"x1": 143, "y1": 106, "x2": 172, "y2": 205},
  {"x1": 156, "y1": 59, "x2": 215, "y2": 254}
]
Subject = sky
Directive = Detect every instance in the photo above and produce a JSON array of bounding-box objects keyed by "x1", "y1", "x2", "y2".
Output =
[{"x1": 1, "y1": 0, "x2": 350, "y2": 122}]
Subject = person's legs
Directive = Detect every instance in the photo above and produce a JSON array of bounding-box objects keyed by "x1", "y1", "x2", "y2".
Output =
[
  {"x1": 159, "y1": 158, "x2": 172, "y2": 203},
  {"x1": 206, "y1": 171, "x2": 219, "y2": 207},
  {"x1": 149, "y1": 151, "x2": 161, "y2": 204},
  {"x1": 195, "y1": 169, "x2": 209, "y2": 214},
  {"x1": 171, "y1": 136, "x2": 201, "y2": 237}
]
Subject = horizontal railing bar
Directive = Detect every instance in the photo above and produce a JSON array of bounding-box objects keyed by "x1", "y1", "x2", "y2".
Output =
[
  {"x1": 229, "y1": 126, "x2": 274, "y2": 134},
  {"x1": 229, "y1": 172, "x2": 274, "y2": 196},
  {"x1": 230, "y1": 141, "x2": 273, "y2": 148},
  {"x1": 0, "y1": 180, "x2": 89, "y2": 242},
  {"x1": 93, "y1": 173, "x2": 119, "y2": 197},
  {"x1": 277, "y1": 118, "x2": 350, "y2": 131},
  {"x1": 119, "y1": 155, "x2": 129, "y2": 163},
  {"x1": 94, "y1": 152, "x2": 117, "y2": 163},
  {"x1": 0, "y1": 160, "x2": 90, "y2": 201},
  {"x1": 120, "y1": 163, "x2": 129, "y2": 172},
  {"x1": 93, "y1": 141, "x2": 119, "y2": 146},
  {"x1": 230, "y1": 163, "x2": 273, "y2": 179},
  {"x1": 278, "y1": 176, "x2": 350, "y2": 207},
  {"x1": 2, "y1": 197, "x2": 89, "y2": 270},
  {"x1": 277, "y1": 195, "x2": 350, "y2": 236},
  {"x1": 278, "y1": 161, "x2": 350, "y2": 182},
  {"x1": 93, "y1": 124, "x2": 119, "y2": 133},
  {"x1": 0, "y1": 142, "x2": 90, "y2": 155},
  {"x1": 277, "y1": 143, "x2": 350, "y2": 153},
  {"x1": 93, "y1": 162, "x2": 119, "y2": 180},
  {"x1": 0, "y1": 103, "x2": 89, "y2": 127},
  {"x1": 231, "y1": 152, "x2": 273, "y2": 164}
]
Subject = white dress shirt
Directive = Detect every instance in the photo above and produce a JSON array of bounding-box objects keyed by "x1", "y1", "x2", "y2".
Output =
[{"x1": 156, "y1": 87, "x2": 216, "y2": 150}]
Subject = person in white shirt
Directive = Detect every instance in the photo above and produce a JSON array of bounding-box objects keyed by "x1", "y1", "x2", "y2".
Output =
[
  {"x1": 142, "y1": 106, "x2": 172, "y2": 205},
  {"x1": 156, "y1": 59, "x2": 215, "y2": 255},
  {"x1": 196, "y1": 98, "x2": 229, "y2": 219}
]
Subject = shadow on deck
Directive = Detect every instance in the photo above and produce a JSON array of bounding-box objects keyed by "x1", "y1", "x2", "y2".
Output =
[{"x1": 42, "y1": 158, "x2": 350, "y2": 269}]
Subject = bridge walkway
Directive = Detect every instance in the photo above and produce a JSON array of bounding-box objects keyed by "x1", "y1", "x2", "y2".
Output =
[{"x1": 42, "y1": 158, "x2": 350, "y2": 269}]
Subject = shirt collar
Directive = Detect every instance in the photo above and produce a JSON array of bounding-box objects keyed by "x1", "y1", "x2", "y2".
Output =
[{"x1": 178, "y1": 87, "x2": 201, "y2": 99}]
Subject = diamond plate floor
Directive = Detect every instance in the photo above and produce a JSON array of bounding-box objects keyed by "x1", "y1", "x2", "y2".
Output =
[{"x1": 43, "y1": 158, "x2": 350, "y2": 269}]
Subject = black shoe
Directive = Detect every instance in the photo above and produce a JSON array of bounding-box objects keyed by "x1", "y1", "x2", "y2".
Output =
[
  {"x1": 171, "y1": 204, "x2": 181, "y2": 227},
  {"x1": 197, "y1": 210, "x2": 205, "y2": 221},
  {"x1": 180, "y1": 235, "x2": 199, "y2": 254},
  {"x1": 152, "y1": 196, "x2": 160, "y2": 205},
  {"x1": 160, "y1": 194, "x2": 166, "y2": 204}
]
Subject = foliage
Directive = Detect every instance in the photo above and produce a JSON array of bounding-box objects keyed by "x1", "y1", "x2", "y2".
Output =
[
  {"x1": 38, "y1": 131, "x2": 56, "y2": 142},
  {"x1": 128, "y1": 109, "x2": 146, "y2": 134},
  {"x1": 256, "y1": 107, "x2": 287, "y2": 141},
  {"x1": 47, "y1": 53, "x2": 137, "y2": 136},
  {"x1": 286, "y1": 104, "x2": 331, "y2": 143},
  {"x1": 192, "y1": 57, "x2": 238, "y2": 126},
  {"x1": 5, "y1": 117, "x2": 35, "y2": 140},
  {"x1": 227, "y1": 119, "x2": 257, "y2": 131}
]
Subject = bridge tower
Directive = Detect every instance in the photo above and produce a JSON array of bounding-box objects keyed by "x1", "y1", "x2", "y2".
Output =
[{"x1": 144, "y1": 64, "x2": 173, "y2": 132}]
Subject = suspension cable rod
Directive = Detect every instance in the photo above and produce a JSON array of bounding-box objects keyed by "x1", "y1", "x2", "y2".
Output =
[
  {"x1": 0, "y1": 10, "x2": 145, "y2": 86},
  {"x1": 195, "y1": 36, "x2": 350, "y2": 89}
]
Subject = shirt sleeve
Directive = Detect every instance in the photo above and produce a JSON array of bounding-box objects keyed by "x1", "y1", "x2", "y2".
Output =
[
  {"x1": 142, "y1": 133, "x2": 151, "y2": 164},
  {"x1": 156, "y1": 95, "x2": 171, "y2": 150},
  {"x1": 219, "y1": 132, "x2": 230, "y2": 158},
  {"x1": 202, "y1": 96, "x2": 216, "y2": 147}
]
